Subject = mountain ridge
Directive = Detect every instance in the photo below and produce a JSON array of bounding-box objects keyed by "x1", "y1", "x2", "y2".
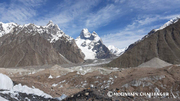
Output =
[
  {"x1": 107, "y1": 17, "x2": 180, "y2": 68},
  {"x1": 0, "y1": 21, "x2": 85, "y2": 67}
]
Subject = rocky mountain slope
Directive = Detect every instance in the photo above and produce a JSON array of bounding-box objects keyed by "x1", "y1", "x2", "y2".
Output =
[
  {"x1": 0, "y1": 33, "x2": 68, "y2": 67},
  {"x1": 0, "y1": 21, "x2": 85, "y2": 67},
  {"x1": 107, "y1": 17, "x2": 180, "y2": 68},
  {"x1": 75, "y1": 29, "x2": 112, "y2": 60}
]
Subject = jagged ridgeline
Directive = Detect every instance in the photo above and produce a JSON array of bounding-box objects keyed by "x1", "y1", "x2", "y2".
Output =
[
  {"x1": 108, "y1": 17, "x2": 180, "y2": 68},
  {"x1": 0, "y1": 21, "x2": 85, "y2": 67},
  {"x1": 75, "y1": 28, "x2": 113, "y2": 60}
]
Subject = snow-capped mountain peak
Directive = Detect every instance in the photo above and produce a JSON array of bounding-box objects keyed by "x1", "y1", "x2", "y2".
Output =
[
  {"x1": 47, "y1": 20, "x2": 54, "y2": 26},
  {"x1": 46, "y1": 20, "x2": 61, "y2": 31},
  {"x1": 156, "y1": 16, "x2": 180, "y2": 31},
  {"x1": 0, "y1": 22, "x2": 18, "y2": 37},
  {"x1": 108, "y1": 45, "x2": 125, "y2": 56},
  {"x1": 76, "y1": 29, "x2": 112, "y2": 60},
  {"x1": 79, "y1": 29, "x2": 101, "y2": 41},
  {"x1": 80, "y1": 28, "x2": 91, "y2": 39},
  {"x1": 92, "y1": 31, "x2": 98, "y2": 36}
]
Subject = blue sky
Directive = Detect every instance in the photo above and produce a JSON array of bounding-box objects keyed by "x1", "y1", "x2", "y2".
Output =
[{"x1": 0, "y1": 0, "x2": 180, "y2": 49}]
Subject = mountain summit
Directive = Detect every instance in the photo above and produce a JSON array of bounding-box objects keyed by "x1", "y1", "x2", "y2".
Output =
[
  {"x1": 76, "y1": 28, "x2": 112, "y2": 60},
  {"x1": 108, "y1": 17, "x2": 180, "y2": 68},
  {"x1": 80, "y1": 28, "x2": 92, "y2": 39}
]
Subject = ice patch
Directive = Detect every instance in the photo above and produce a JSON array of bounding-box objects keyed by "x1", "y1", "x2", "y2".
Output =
[
  {"x1": 52, "y1": 84, "x2": 58, "y2": 87},
  {"x1": 55, "y1": 94, "x2": 67, "y2": 100},
  {"x1": 59, "y1": 85, "x2": 63, "y2": 88},
  {"x1": 90, "y1": 84, "x2": 94, "y2": 88},
  {"x1": 0, "y1": 73, "x2": 13, "y2": 90},
  {"x1": 48, "y1": 75, "x2": 53, "y2": 79},
  {"x1": 56, "y1": 76, "x2": 60, "y2": 78},
  {"x1": 0, "y1": 73, "x2": 52, "y2": 99},
  {"x1": 59, "y1": 80, "x2": 66, "y2": 84}
]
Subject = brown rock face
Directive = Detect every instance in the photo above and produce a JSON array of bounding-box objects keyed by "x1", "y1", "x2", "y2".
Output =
[
  {"x1": 53, "y1": 37, "x2": 85, "y2": 63},
  {"x1": 108, "y1": 19, "x2": 180, "y2": 68},
  {"x1": 0, "y1": 33, "x2": 68, "y2": 67}
]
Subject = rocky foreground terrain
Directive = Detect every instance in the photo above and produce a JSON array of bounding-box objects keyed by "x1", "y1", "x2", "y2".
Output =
[{"x1": 0, "y1": 58, "x2": 180, "y2": 101}]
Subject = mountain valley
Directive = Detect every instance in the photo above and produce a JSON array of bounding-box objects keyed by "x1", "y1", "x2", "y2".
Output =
[{"x1": 0, "y1": 17, "x2": 180, "y2": 101}]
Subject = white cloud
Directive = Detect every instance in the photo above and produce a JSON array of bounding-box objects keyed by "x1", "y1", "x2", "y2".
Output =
[
  {"x1": 17, "y1": 0, "x2": 46, "y2": 7},
  {"x1": 33, "y1": 0, "x2": 101, "y2": 34},
  {"x1": 113, "y1": 0, "x2": 126, "y2": 3},
  {"x1": 126, "y1": 14, "x2": 180, "y2": 30},
  {"x1": 85, "y1": 4, "x2": 121, "y2": 29},
  {"x1": 161, "y1": 14, "x2": 180, "y2": 20},
  {"x1": 0, "y1": 0, "x2": 46, "y2": 24},
  {"x1": 1, "y1": 7, "x2": 36, "y2": 24},
  {"x1": 128, "y1": 0, "x2": 180, "y2": 11},
  {"x1": 102, "y1": 29, "x2": 145, "y2": 49}
]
